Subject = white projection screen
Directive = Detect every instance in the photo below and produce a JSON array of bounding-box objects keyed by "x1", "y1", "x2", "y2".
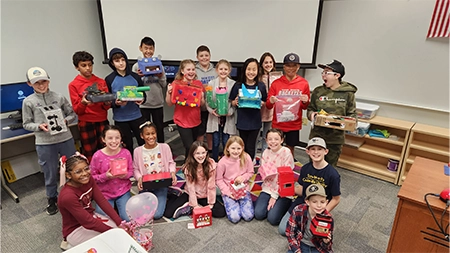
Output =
[{"x1": 98, "y1": 0, "x2": 323, "y2": 66}]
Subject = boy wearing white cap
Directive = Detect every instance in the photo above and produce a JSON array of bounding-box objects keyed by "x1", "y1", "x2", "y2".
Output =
[
  {"x1": 286, "y1": 183, "x2": 334, "y2": 253},
  {"x1": 22, "y1": 67, "x2": 76, "y2": 215}
]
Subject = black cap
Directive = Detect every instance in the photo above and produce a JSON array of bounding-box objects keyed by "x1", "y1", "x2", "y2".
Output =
[
  {"x1": 283, "y1": 53, "x2": 300, "y2": 64},
  {"x1": 318, "y1": 60, "x2": 345, "y2": 78}
]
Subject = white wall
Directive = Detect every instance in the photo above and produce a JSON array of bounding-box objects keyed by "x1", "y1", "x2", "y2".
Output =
[{"x1": 300, "y1": 0, "x2": 450, "y2": 142}]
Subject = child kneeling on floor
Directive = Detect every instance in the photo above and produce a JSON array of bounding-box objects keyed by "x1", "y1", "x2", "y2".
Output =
[{"x1": 286, "y1": 183, "x2": 334, "y2": 253}]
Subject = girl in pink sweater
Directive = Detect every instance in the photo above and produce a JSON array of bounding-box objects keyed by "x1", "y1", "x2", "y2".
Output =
[
  {"x1": 216, "y1": 136, "x2": 255, "y2": 223},
  {"x1": 133, "y1": 121, "x2": 176, "y2": 220},
  {"x1": 164, "y1": 141, "x2": 226, "y2": 219},
  {"x1": 90, "y1": 125, "x2": 133, "y2": 221}
]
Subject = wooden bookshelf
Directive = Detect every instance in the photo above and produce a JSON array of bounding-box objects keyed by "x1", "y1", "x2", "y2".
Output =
[
  {"x1": 399, "y1": 123, "x2": 449, "y2": 185},
  {"x1": 338, "y1": 116, "x2": 414, "y2": 184}
]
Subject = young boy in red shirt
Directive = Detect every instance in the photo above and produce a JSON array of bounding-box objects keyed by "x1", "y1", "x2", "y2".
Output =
[{"x1": 68, "y1": 51, "x2": 111, "y2": 161}]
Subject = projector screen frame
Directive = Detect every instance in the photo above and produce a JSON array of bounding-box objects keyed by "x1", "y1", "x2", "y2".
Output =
[{"x1": 96, "y1": 0, "x2": 324, "y2": 70}]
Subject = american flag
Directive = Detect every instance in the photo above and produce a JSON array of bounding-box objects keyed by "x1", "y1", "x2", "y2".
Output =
[{"x1": 427, "y1": 0, "x2": 449, "y2": 38}]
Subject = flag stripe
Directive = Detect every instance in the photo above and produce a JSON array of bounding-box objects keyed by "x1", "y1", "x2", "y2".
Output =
[{"x1": 427, "y1": 0, "x2": 450, "y2": 38}]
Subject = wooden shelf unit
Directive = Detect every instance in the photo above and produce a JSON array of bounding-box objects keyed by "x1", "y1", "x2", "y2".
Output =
[
  {"x1": 338, "y1": 116, "x2": 414, "y2": 184},
  {"x1": 399, "y1": 123, "x2": 449, "y2": 185}
]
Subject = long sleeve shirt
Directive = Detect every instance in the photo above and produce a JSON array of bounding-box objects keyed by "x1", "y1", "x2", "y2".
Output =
[
  {"x1": 133, "y1": 143, "x2": 176, "y2": 180},
  {"x1": 184, "y1": 158, "x2": 217, "y2": 207},
  {"x1": 90, "y1": 148, "x2": 133, "y2": 200},
  {"x1": 286, "y1": 204, "x2": 334, "y2": 253},
  {"x1": 58, "y1": 177, "x2": 122, "y2": 239},
  {"x1": 215, "y1": 154, "x2": 254, "y2": 197},
  {"x1": 259, "y1": 146, "x2": 294, "y2": 199}
]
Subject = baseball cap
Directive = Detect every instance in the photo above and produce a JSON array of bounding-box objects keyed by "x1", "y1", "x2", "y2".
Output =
[
  {"x1": 305, "y1": 183, "x2": 327, "y2": 200},
  {"x1": 27, "y1": 67, "x2": 50, "y2": 84},
  {"x1": 283, "y1": 53, "x2": 300, "y2": 64},
  {"x1": 318, "y1": 60, "x2": 345, "y2": 78},
  {"x1": 306, "y1": 137, "x2": 327, "y2": 149}
]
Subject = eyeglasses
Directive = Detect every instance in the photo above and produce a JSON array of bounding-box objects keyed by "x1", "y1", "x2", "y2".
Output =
[
  {"x1": 139, "y1": 121, "x2": 153, "y2": 129},
  {"x1": 321, "y1": 71, "x2": 337, "y2": 75},
  {"x1": 72, "y1": 166, "x2": 90, "y2": 175}
]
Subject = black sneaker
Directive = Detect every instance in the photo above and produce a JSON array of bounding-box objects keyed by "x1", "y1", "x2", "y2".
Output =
[{"x1": 46, "y1": 197, "x2": 58, "y2": 215}]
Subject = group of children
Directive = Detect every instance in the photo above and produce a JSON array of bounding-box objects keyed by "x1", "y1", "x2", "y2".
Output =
[{"x1": 21, "y1": 35, "x2": 357, "y2": 252}]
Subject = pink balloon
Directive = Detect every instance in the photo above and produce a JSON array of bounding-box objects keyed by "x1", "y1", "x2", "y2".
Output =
[{"x1": 126, "y1": 192, "x2": 158, "y2": 225}]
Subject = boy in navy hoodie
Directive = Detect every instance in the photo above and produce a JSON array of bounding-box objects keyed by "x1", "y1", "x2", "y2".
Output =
[{"x1": 105, "y1": 48, "x2": 145, "y2": 155}]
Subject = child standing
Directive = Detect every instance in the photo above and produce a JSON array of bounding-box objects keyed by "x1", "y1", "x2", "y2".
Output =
[
  {"x1": 205, "y1": 59, "x2": 237, "y2": 162},
  {"x1": 164, "y1": 141, "x2": 226, "y2": 219},
  {"x1": 165, "y1": 59, "x2": 204, "y2": 159},
  {"x1": 286, "y1": 183, "x2": 334, "y2": 253},
  {"x1": 132, "y1": 37, "x2": 167, "y2": 143},
  {"x1": 68, "y1": 51, "x2": 111, "y2": 162},
  {"x1": 58, "y1": 154, "x2": 123, "y2": 248},
  {"x1": 90, "y1": 125, "x2": 133, "y2": 221},
  {"x1": 266, "y1": 53, "x2": 310, "y2": 156},
  {"x1": 216, "y1": 136, "x2": 254, "y2": 223},
  {"x1": 307, "y1": 60, "x2": 357, "y2": 167},
  {"x1": 133, "y1": 121, "x2": 177, "y2": 220},
  {"x1": 229, "y1": 58, "x2": 267, "y2": 160},
  {"x1": 259, "y1": 52, "x2": 279, "y2": 154},
  {"x1": 278, "y1": 137, "x2": 341, "y2": 236},
  {"x1": 254, "y1": 129, "x2": 294, "y2": 225},
  {"x1": 22, "y1": 66, "x2": 77, "y2": 215},
  {"x1": 105, "y1": 47, "x2": 145, "y2": 155}
]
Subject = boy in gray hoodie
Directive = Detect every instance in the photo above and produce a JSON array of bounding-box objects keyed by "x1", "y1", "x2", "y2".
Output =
[{"x1": 22, "y1": 66, "x2": 77, "y2": 215}]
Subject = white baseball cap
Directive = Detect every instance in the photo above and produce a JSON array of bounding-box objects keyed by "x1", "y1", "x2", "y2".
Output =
[{"x1": 27, "y1": 67, "x2": 50, "y2": 84}]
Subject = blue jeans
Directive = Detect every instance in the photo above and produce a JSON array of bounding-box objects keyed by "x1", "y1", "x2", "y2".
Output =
[
  {"x1": 36, "y1": 138, "x2": 76, "y2": 198},
  {"x1": 278, "y1": 211, "x2": 290, "y2": 236},
  {"x1": 254, "y1": 192, "x2": 292, "y2": 225},
  {"x1": 95, "y1": 191, "x2": 131, "y2": 221},
  {"x1": 287, "y1": 242, "x2": 320, "y2": 253},
  {"x1": 212, "y1": 126, "x2": 229, "y2": 162},
  {"x1": 140, "y1": 187, "x2": 168, "y2": 220}
]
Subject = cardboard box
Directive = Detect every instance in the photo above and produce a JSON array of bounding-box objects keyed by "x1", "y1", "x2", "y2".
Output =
[
  {"x1": 277, "y1": 166, "x2": 295, "y2": 197},
  {"x1": 142, "y1": 172, "x2": 172, "y2": 190},
  {"x1": 314, "y1": 114, "x2": 356, "y2": 131},
  {"x1": 193, "y1": 206, "x2": 212, "y2": 228},
  {"x1": 110, "y1": 158, "x2": 128, "y2": 176}
]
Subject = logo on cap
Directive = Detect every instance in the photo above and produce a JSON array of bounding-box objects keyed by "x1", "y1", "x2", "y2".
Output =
[
  {"x1": 289, "y1": 55, "x2": 295, "y2": 61},
  {"x1": 33, "y1": 70, "x2": 42, "y2": 76},
  {"x1": 309, "y1": 185, "x2": 319, "y2": 193}
]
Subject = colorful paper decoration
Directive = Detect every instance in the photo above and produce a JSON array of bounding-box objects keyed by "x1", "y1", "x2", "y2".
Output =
[{"x1": 171, "y1": 81, "x2": 202, "y2": 107}]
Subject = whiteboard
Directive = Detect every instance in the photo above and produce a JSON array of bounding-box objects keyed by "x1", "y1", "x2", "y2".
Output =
[{"x1": 98, "y1": 0, "x2": 322, "y2": 64}]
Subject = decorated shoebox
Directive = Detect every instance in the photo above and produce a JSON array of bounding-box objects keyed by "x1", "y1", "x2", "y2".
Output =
[
  {"x1": 310, "y1": 213, "x2": 333, "y2": 238},
  {"x1": 171, "y1": 82, "x2": 202, "y2": 107},
  {"x1": 84, "y1": 82, "x2": 116, "y2": 103},
  {"x1": 193, "y1": 206, "x2": 212, "y2": 228},
  {"x1": 137, "y1": 56, "x2": 163, "y2": 75},
  {"x1": 238, "y1": 84, "x2": 261, "y2": 109},
  {"x1": 110, "y1": 158, "x2": 128, "y2": 176},
  {"x1": 314, "y1": 114, "x2": 356, "y2": 131},
  {"x1": 117, "y1": 86, "x2": 150, "y2": 101},
  {"x1": 142, "y1": 172, "x2": 172, "y2": 190},
  {"x1": 277, "y1": 166, "x2": 294, "y2": 197}
]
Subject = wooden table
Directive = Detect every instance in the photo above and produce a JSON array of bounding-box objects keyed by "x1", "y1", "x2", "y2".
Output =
[{"x1": 387, "y1": 157, "x2": 449, "y2": 252}]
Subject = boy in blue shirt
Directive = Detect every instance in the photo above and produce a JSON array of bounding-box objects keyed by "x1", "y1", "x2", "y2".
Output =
[
  {"x1": 22, "y1": 67, "x2": 77, "y2": 215},
  {"x1": 105, "y1": 48, "x2": 145, "y2": 155},
  {"x1": 132, "y1": 37, "x2": 167, "y2": 143}
]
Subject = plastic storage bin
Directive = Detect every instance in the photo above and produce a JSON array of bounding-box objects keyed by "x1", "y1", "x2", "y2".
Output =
[
  {"x1": 356, "y1": 102, "x2": 379, "y2": 119},
  {"x1": 346, "y1": 121, "x2": 371, "y2": 137}
]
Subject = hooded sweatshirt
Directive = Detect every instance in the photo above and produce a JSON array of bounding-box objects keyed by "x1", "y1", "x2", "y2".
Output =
[
  {"x1": 105, "y1": 48, "x2": 144, "y2": 122},
  {"x1": 266, "y1": 75, "x2": 310, "y2": 132},
  {"x1": 68, "y1": 74, "x2": 109, "y2": 122},
  {"x1": 195, "y1": 62, "x2": 217, "y2": 86},
  {"x1": 22, "y1": 90, "x2": 76, "y2": 145},
  {"x1": 307, "y1": 81, "x2": 357, "y2": 145}
]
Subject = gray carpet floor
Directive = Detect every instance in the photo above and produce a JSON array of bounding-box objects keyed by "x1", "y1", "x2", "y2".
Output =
[{"x1": 0, "y1": 130, "x2": 400, "y2": 252}]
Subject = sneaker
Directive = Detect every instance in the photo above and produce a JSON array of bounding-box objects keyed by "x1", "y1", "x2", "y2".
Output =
[
  {"x1": 60, "y1": 240, "x2": 71, "y2": 251},
  {"x1": 168, "y1": 186, "x2": 183, "y2": 197},
  {"x1": 173, "y1": 202, "x2": 192, "y2": 219},
  {"x1": 46, "y1": 197, "x2": 58, "y2": 215}
]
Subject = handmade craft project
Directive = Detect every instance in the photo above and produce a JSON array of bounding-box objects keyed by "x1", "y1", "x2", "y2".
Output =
[
  {"x1": 193, "y1": 206, "x2": 212, "y2": 228},
  {"x1": 277, "y1": 166, "x2": 294, "y2": 197},
  {"x1": 275, "y1": 95, "x2": 301, "y2": 123},
  {"x1": 84, "y1": 82, "x2": 116, "y2": 103},
  {"x1": 310, "y1": 213, "x2": 333, "y2": 238},
  {"x1": 170, "y1": 81, "x2": 202, "y2": 107},
  {"x1": 110, "y1": 158, "x2": 128, "y2": 176},
  {"x1": 215, "y1": 87, "x2": 228, "y2": 115},
  {"x1": 137, "y1": 56, "x2": 163, "y2": 76},
  {"x1": 238, "y1": 84, "x2": 261, "y2": 109},
  {"x1": 229, "y1": 180, "x2": 247, "y2": 199},
  {"x1": 117, "y1": 86, "x2": 150, "y2": 101},
  {"x1": 142, "y1": 172, "x2": 172, "y2": 190},
  {"x1": 205, "y1": 85, "x2": 216, "y2": 108},
  {"x1": 41, "y1": 106, "x2": 68, "y2": 135}
]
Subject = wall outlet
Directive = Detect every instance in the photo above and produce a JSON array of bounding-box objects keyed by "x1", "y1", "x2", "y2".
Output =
[{"x1": 302, "y1": 117, "x2": 308, "y2": 126}]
